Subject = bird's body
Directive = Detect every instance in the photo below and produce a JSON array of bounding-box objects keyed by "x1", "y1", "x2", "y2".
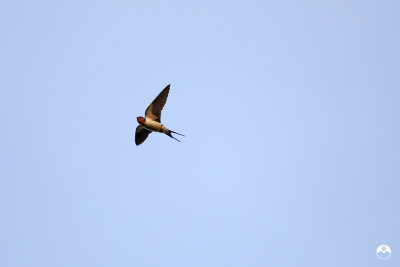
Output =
[
  {"x1": 135, "y1": 84, "x2": 184, "y2": 146},
  {"x1": 138, "y1": 117, "x2": 167, "y2": 133}
]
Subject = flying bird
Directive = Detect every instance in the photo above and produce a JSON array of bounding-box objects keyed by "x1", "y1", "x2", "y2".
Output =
[{"x1": 135, "y1": 84, "x2": 184, "y2": 146}]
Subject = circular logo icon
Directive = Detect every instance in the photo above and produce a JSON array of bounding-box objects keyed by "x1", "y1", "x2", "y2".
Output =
[{"x1": 377, "y1": 244, "x2": 391, "y2": 260}]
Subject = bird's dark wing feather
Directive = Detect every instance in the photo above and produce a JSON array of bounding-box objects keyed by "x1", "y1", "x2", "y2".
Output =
[
  {"x1": 145, "y1": 84, "x2": 170, "y2": 122},
  {"x1": 135, "y1": 125, "x2": 151, "y2": 146}
]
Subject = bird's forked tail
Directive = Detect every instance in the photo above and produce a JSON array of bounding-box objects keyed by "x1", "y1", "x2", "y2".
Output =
[{"x1": 166, "y1": 130, "x2": 185, "y2": 142}]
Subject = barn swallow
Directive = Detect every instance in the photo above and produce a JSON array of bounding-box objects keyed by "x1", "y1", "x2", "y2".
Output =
[{"x1": 135, "y1": 84, "x2": 184, "y2": 146}]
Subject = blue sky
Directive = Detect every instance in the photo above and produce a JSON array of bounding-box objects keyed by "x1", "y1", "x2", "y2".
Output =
[{"x1": 0, "y1": 1, "x2": 399, "y2": 266}]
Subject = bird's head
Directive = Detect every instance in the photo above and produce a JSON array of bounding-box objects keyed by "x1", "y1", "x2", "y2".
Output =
[{"x1": 137, "y1": 116, "x2": 146, "y2": 125}]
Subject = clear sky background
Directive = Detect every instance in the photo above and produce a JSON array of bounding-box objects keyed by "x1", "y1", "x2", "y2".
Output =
[{"x1": 0, "y1": 1, "x2": 399, "y2": 266}]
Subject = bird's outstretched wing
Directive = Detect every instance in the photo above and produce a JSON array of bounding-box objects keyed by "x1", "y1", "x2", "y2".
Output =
[
  {"x1": 135, "y1": 125, "x2": 151, "y2": 146},
  {"x1": 145, "y1": 84, "x2": 170, "y2": 122}
]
